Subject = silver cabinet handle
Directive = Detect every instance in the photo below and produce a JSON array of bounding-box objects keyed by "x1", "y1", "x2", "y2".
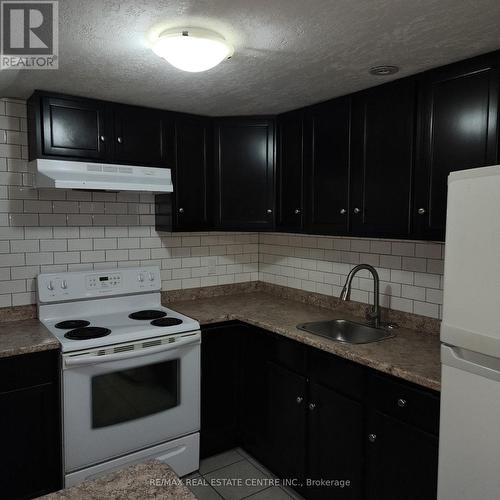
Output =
[
  {"x1": 368, "y1": 433, "x2": 377, "y2": 443},
  {"x1": 178, "y1": 208, "x2": 184, "y2": 214},
  {"x1": 296, "y1": 396, "x2": 303, "y2": 404},
  {"x1": 267, "y1": 209, "x2": 273, "y2": 214},
  {"x1": 309, "y1": 403, "x2": 316, "y2": 411},
  {"x1": 353, "y1": 207, "x2": 361, "y2": 214},
  {"x1": 117, "y1": 136, "x2": 123, "y2": 144},
  {"x1": 340, "y1": 208, "x2": 347, "y2": 215},
  {"x1": 397, "y1": 398, "x2": 407, "y2": 408},
  {"x1": 418, "y1": 208, "x2": 426, "y2": 215},
  {"x1": 99, "y1": 135, "x2": 106, "y2": 142},
  {"x1": 294, "y1": 209, "x2": 301, "y2": 215}
]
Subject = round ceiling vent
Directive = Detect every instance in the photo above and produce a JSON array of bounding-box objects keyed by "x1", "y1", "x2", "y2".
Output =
[{"x1": 369, "y1": 65, "x2": 400, "y2": 76}]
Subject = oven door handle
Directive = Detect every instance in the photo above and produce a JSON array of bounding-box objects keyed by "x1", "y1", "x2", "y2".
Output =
[{"x1": 63, "y1": 334, "x2": 200, "y2": 368}]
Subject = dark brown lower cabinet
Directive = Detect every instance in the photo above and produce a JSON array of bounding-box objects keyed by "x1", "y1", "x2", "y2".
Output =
[
  {"x1": 307, "y1": 382, "x2": 363, "y2": 500},
  {"x1": 266, "y1": 362, "x2": 307, "y2": 485},
  {"x1": 0, "y1": 350, "x2": 61, "y2": 499},
  {"x1": 200, "y1": 322, "x2": 439, "y2": 500},
  {"x1": 365, "y1": 410, "x2": 439, "y2": 500}
]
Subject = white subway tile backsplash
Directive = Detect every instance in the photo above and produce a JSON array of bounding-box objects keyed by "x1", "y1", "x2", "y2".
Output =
[{"x1": 259, "y1": 232, "x2": 445, "y2": 319}]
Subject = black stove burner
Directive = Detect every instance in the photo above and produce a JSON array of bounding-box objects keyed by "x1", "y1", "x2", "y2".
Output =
[
  {"x1": 55, "y1": 320, "x2": 90, "y2": 330},
  {"x1": 151, "y1": 317, "x2": 183, "y2": 327},
  {"x1": 64, "y1": 327, "x2": 111, "y2": 340},
  {"x1": 128, "y1": 310, "x2": 167, "y2": 320}
]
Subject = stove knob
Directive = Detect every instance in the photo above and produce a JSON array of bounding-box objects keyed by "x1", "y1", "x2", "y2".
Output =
[
  {"x1": 61, "y1": 280, "x2": 68, "y2": 290},
  {"x1": 148, "y1": 272, "x2": 155, "y2": 281},
  {"x1": 138, "y1": 273, "x2": 144, "y2": 282},
  {"x1": 47, "y1": 281, "x2": 54, "y2": 291}
]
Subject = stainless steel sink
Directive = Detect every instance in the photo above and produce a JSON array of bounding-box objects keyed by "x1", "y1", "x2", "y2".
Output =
[{"x1": 296, "y1": 319, "x2": 394, "y2": 344}]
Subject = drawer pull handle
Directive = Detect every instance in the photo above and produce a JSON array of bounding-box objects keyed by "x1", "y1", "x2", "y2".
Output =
[
  {"x1": 296, "y1": 396, "x2": 303, "y2": 404},
  {"x1": 397, "y1": 398, "x2": 407, "y2": 408},
  {"x1": 309, "y1": 403, "x2": 316, "y2": 411}
]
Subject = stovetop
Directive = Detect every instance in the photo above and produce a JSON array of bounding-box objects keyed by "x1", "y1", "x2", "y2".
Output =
[{"x1": 37, "y1": 266, "x2": 200, "y2": 353}]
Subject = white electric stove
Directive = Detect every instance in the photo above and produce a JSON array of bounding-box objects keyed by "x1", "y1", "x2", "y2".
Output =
[{"x1": 37, "y1": 266, "x2": 201, "y2": 487}]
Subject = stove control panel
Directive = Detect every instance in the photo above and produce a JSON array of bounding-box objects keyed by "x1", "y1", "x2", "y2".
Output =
[
  {"x1": 37, "y1": 266, "x2": 160, "y2": 302},
  {"x1": 86, "y1": 273, "x2": 122, "y2": 290}
]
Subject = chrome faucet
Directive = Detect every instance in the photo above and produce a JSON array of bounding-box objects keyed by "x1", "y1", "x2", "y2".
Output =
[{"x1": 340, "y1": 264, "x2": 381, "y2": 328}]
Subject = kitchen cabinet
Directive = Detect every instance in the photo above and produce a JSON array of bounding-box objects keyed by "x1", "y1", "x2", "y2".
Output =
[
  {"x1": 29, "y1": 93, "x2": 110, "y2": 160},
  {"x1": 214, "y1": 118, "x2": 275, "y2": 230},
  {"x1": 28, "y1": 91, "x2": 170, "y2": 167},
  {"x1": 305, "y1": 97, "x2": 351, "y2": 235},
  {"x1": 365, "y1": 411, "x2": 438, "y2": 500},
  {"x1": 0, "y1": 350, "x2": 61, "y2": 499},
  {"x1": 200, "y1": 323, "x2": 241, "y2": 458},
  {"x1": 238, "y1": 326, "x2": 272, "y2": 466},
  {"x1": 266, "y1": 362, "x2": 307, "y2": 484},
  {"x1": 200, "y1": 321, "x2": 439, "y2": 500},
  {"x1": 172, "y1": 115, "x2": 212, "y2": 230},
  {"x1": 413, "y1": 53, "x2": 500, "y2": 240},
  {"x1": 276, "y1": 110, "x2": 305, "y2": 231},
  {"x1": 350, "y1": 78, "x2": 416, "y2": 238},
  {"x1": 113, "y1": 104, "x2": 167, "y2": 166},
  {"x1": 365, "y1": 373, "x2": 439, "y2": 500}
]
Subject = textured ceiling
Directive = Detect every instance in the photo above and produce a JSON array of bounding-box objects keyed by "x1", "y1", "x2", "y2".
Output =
[{"x1": 1, "y1": 0, "x2": 500, "y2": 115}]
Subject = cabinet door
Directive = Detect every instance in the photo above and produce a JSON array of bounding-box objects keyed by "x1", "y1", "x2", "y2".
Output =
[
  {"x1": 0, "y1": 384, "x2": 61, "y2": 498},
  {"x1": 173, "y1": 115, "x2": 211, "y2": 230},
  {"x1": 350, "y1": 79, "x2": 416, "y2": 238},
  {"x1": 306, "y1": 382, "x2": 363, "y2": 500},
  {"x1": 414, "y1": 54, "x2": 499, "y2": 240},
  {"x1": 276, "y1": 111, "x2": 304, "y2": 231},
  {"x1": 42, "y1": 96, "x2": 109, "y2": 159},
  {"x1": 114, "y1": 105, "x2": 166, "y2": 166},
  {"x1": 200, "y1": 324, "x2": 240, "y2": 458},
  {"x1": 214, "y1": 119, "x2": 275, "y2": 230},
  {"x1": 266, "y1": 362, "x2": 307, "y2": 484},
  {"x1": 306, "y1": 97, "x2": 351, "y2": 235},
  {"x1": 366, "y1": 410, "x2": 438, "y2": 500},
  {"x1": 239, "y1": 326, "x2": 273, "y2": 465}
]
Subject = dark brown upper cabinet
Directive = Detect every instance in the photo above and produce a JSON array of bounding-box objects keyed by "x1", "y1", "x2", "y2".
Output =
[
  {"x1": 33, "y1": 94, "x2": 110, "y2": 160},
  {"x1": 113, "y1": 105, "x2": 167, "y2": 166},
  {"x1": 350, "y1": 78, "x2": 416, "y2": 238},
  {"x1": 413, "y1": 53, "x2": 500, "y2": 241},
  {"x1": 172, "y1": 114, "x2": 212, "y2": 231},
  {"x1": 214, "y1": 118, "x2": 275, "y2": 230},
  {"x1": 276, "y1": 110, "x2": 305, "y2": 232},
  {"x1": 305, "y1": 96, "x2": 351, "y2": 235},
  {"x1": 28, "y1": 91, "x2": 169, "y2": 167}
]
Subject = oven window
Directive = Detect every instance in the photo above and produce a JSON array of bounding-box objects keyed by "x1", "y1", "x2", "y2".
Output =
[{"x1": 91, "y1": 359, "x2": 179, "y2": 428}]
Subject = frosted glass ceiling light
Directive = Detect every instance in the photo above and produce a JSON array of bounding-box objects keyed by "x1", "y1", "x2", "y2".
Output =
[{"x1": 152, "y1": 28, "x2": 233, "y2": 72}]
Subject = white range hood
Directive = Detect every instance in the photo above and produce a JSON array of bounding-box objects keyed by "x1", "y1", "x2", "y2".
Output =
[{"x1": 28, "y1": 159, "x2": 173, "y2": 192}]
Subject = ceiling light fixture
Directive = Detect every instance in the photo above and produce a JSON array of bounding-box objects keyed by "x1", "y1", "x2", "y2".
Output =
[
  {"x1": 369, "y1": 65, "x2": 399, "y2": 76},
  {"x1": 152, "y1": 28, "x2": 233, "y2": 73}
]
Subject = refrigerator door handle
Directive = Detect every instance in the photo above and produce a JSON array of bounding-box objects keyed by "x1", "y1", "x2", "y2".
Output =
[{"x1": 442, "y1": 344, "x2": 500, "y2": 382}]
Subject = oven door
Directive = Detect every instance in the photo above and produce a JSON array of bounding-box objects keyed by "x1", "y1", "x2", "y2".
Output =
[{"x1": 62, "y1": 332, "x2": 200, "y2": 473}]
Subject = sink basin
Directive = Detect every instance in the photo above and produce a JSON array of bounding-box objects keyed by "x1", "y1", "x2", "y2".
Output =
[{"x1": 296, "y1": 319, "x2": 394, "y2": 344}]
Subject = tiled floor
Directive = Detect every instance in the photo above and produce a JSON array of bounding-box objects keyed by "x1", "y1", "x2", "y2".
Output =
[{"x1": 183, "y1": 449, "x2": 303, "y2": 500}]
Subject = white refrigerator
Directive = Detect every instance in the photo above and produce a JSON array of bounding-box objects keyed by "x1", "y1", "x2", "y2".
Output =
[{"x1": 438, "y1": 164, "x2": 500, "y2": 500}]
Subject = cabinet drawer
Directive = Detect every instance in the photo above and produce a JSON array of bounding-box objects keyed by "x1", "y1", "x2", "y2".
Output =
[
  {"x1": 309, "y1": 347, "x2": 364, "y2": 400},
  {"x1": 269, "y1": 334, "x2": 308, "y2": 375},
  {"x1": 367, "y1": 372, "x2": 440, "y2": 435},
  {"x1": 0, "y1": 350, "x2": 59, "y2": 393}
]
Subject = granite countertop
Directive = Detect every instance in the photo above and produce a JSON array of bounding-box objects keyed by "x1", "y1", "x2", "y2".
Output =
[
  {"x1": 39, "y1": 460, "x2": 195, "y2": 500},
  {"x1": 169, "y1": 291, "x2": 441, "y2": 391},
  {"x1": 0, "y1": 318, "x2": 59, "y2": 359}
]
